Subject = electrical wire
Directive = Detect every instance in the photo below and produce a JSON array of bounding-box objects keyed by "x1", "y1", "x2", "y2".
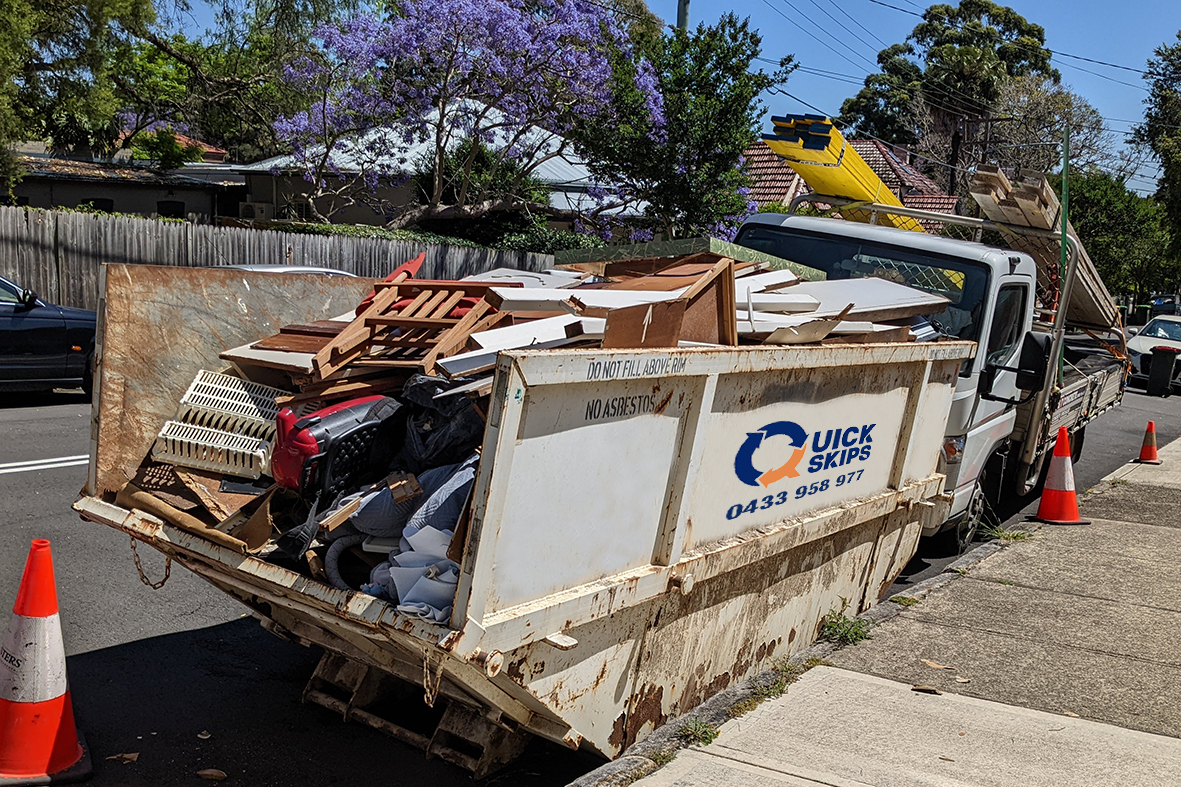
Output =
[
  {"x1": 764, "y1": 0, "x2": 881, "y2": 72},
  {"x1": 824, "y1": 0, "x2": 889, "y2": 48},
  {"x1": 858, "y1": 0, "x2": 1150, "y2": 79}
]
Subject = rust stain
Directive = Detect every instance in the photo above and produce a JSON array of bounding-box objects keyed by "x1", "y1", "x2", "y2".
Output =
[
  {"x1": 653, "y1": 389, "x2": 675, "y2": 415},
  {"x1": 505, "y1": 655, "x2": 528, "y2": 683},
  {"x1": 624, "y1": 683, "x2": 666, "y2": 748},
  {"x1": 609, "y1": 711, "x2": 628, "y2": 751}
]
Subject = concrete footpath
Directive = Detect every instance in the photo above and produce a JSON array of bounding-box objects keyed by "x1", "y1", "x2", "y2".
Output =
[{"x1": 608, "y1": 437, "x2": 1181, "y2": 786}]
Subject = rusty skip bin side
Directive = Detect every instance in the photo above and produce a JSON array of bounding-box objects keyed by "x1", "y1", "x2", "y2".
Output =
[{"x1": 75, "y1": 263, "x2": 972, "y2": 761}]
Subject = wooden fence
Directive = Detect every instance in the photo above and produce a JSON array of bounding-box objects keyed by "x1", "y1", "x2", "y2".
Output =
[{"x1": 0, "y1": 206, "x2": 553, "y2": 310}]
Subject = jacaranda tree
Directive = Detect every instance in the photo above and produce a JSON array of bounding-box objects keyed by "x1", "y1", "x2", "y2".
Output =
[{"x1": 275, "y1": 0, "x2": 662, "y2": 225}]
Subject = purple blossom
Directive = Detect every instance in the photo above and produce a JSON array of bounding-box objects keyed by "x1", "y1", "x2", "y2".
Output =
[{"x1": 273, "y1": 0, "x2": 663, "y2": 216}]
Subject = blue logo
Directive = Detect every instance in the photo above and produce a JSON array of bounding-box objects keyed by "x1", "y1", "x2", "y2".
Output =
[{"x1": 734, "y1": 420, "x2": 809, "y2": 488}]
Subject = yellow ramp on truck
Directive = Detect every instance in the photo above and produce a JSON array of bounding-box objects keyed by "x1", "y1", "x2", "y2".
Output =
[{"x1": 762, "y1": 114, "x2": 926, "y2": 233}]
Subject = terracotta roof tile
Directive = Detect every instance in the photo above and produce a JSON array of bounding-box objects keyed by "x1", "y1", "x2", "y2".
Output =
[{"x1": 743, "y1": 144, "x2": 807, "y2": 207}]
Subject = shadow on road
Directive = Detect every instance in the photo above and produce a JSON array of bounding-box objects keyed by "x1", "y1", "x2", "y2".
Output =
[
  {"x1": 67, "y1": 617, "x2": 597, "y2": 787},
  {"x1": 0, "y1": 388, "x2": 90, "y2": 409}
]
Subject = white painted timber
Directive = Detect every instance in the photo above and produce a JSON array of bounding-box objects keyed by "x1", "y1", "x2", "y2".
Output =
[{"x1": 788, "y1": 277, "x2": 949, "y2": 320}]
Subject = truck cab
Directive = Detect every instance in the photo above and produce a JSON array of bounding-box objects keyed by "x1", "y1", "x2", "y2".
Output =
[{"x1": 736, "y1": 214, "x2": 1044, "y2": 550}]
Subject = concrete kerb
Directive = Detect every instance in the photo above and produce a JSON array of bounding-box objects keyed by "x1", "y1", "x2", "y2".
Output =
[{"x1": 566, "y1": 536, "x2": 1022, "y2": 787}]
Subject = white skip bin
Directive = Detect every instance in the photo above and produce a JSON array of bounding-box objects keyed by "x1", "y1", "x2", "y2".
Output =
[{"x1": 74, "y1": 267, "x2": 973, "y2": 775}]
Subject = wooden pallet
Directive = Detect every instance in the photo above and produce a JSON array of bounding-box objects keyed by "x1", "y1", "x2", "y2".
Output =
[{"x1": 310, "y1": 280, "x2": 514, "y2": 379}]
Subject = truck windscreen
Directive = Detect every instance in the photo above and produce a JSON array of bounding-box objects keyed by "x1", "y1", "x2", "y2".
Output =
[{"x1": 735, "y1": 224, "x2": 991, "y2": 343}]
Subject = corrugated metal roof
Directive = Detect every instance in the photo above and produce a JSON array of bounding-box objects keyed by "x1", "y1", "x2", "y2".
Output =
[{"x1": 240, "y1": 106, "x2": 595, "y2": 188}]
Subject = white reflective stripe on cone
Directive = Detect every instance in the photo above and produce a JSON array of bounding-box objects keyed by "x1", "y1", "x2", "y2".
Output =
[
  {"x1": 1045, "y1": 455, "x2": 1076, "y2": 492},
  {"x1": 0, "y1": 613, "x2": 69, "y2": 703}
]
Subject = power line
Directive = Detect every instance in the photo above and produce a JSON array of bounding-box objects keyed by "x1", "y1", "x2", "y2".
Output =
[
  {"x1": 796, "y1": 0, "x2": 884, "y2": 60},
  {"x1": 764, "y1": 0, "x2": 880, "y2": 72},
  {"x1": 824, "y1": 0, "x2": 889, "y2": 49},
  {"x1": 858, "y1": 0, "x2": 1150, "y2": 79}
]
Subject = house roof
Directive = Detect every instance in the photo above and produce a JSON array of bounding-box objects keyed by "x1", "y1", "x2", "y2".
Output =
[
  {"x1": 848, "y1": 139, "x2": 943, "y2": 195},
  {"x1": 240, "y1": 110, "x2": 595, "y2": 189},
  {"x1": 18, "y1": 156, "x2": 223, "y2": 189},
  {"x1": 743, "y1": 144, "x2": 810, "y2": 206}
]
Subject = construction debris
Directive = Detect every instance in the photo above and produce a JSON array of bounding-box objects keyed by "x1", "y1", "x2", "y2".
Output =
[
  {"x1": 969, "y1": 165, "x2": 1119, "y2": 329},
  {"x1": 112, "y1": 238, "x2": 952, "y2": 618}
]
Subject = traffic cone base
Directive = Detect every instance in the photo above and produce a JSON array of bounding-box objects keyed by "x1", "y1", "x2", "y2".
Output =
[
  {"x1": 1033, "y1": 427, "x2": 1090, "y2": 525},
  {"x1": 0, "y1": 541, "x2": 91, "y2": 784},
  {"x1": 1135, "y1": 420, "x2": 1163, "y2": 464}
]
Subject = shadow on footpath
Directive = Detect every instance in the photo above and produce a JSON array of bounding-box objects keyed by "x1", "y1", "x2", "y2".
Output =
[{"x1": 66, "y1": 617, "x2": 597, "y2": 787}]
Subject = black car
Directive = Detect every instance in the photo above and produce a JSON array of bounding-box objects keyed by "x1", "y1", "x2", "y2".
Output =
[{"x1": 0, "y1": 276, "x2": 96, "y2": 394}]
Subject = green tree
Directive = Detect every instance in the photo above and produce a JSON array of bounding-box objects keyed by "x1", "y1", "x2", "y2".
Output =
[
  {"x1": 575, "y1": 14, "x2": 794, "y2": 239},
  {"x1": 131, "y1": 127, "x2": 204, "y2": 168},
  {"x1": 0, "y1": 0, "x2": 153, "y2": 188},
  {"x1": 1059, "y1": 170, "x2": 1176, "y2": 304},
  {"x1": 839, "y1": 0, "x2": 1057, "y2": 190},
  {"x1": 1138, "y1": 31, "x2": 1181, "y2": 258}
]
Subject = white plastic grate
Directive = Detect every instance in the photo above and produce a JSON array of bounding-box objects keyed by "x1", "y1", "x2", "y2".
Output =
[
  {"x1": 152, "y1": 370, "x2": 287, "y2": 478},
  {"x1": 153, "y1": 421, "x2": 271, "y2": 479}
]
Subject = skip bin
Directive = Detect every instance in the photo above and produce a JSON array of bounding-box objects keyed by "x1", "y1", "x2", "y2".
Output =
[{"x1": 74, "y1": 264, "x2": 973, "y2": 772}]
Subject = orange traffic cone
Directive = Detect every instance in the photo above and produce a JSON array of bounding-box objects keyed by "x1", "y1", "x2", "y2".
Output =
[
  {"x1": 0, "y1": 540, "x2": 91, "y2": 784},
  {"x1": 1135, "y1": 420, "x2": 1163, "y2": 464},
  {"x1": 1034, "y1": 427, "x2": 1089, "y2": 525}
]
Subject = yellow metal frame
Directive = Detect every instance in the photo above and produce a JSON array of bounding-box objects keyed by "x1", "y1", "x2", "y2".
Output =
[{"x1": 763, "y1": 115, "x2": 925, "y2": 233}]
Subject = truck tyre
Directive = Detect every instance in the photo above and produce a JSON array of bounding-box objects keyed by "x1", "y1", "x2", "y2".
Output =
[
  {"x1": 932, "y1": 477, "x2": 986, "y2": 556},
  {"x1": 1071, "y1": 426, "x2": 1085, "y2": 464}
]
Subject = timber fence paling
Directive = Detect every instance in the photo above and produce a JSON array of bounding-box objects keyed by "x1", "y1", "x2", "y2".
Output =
[{"x1": 0, "y1": 205, "x2": 554, "y2": 310}]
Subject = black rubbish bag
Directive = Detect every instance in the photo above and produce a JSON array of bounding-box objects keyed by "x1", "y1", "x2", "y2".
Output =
[{"x1": 394, "y1": 374, "x2": 486, "y2": 474}]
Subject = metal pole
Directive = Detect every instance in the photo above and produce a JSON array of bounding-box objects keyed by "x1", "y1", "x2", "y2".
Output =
[
  {"x1": 677, "y1": 0, "x2": 690, "y2": 30},
  {"x1": 1058, "y1": 126, "x2": 1069, "y2": 386}
]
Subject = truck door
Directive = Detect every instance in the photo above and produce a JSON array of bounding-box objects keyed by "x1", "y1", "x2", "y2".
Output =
[{"x1": 979, "y1": 284, "x2": 1030, "y2": 406}]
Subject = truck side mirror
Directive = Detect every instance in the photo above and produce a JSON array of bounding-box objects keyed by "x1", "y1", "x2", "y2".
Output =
[{"x1": 1014, "y1": 332, "x2": 1051, "y2": 390}]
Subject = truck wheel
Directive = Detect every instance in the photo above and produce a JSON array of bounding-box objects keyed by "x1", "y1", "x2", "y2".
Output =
[{"x1": 932, "y1": 478, "x2": 986, "y2": 556}]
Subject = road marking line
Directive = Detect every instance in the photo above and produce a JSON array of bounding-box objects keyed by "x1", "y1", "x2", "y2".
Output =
[
  {"x1": 0, "y1": 456, "x2": 89, "y2": 475},
  {"x1": 0, "y1": 455, "x2": 88, "y2": 470}
]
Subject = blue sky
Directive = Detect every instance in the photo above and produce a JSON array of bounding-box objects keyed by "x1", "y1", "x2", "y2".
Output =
[
  {"x1": 648, "y1": 0, "x2": 1181, "y2": 194},
  {"x1": 178, "y1": 0, "x2": 1178, "y2": 191}
]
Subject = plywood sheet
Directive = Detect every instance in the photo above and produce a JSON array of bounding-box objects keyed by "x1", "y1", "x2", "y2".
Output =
[
  {"x1": 790, "y1": 278, "x2": 948, "y2": 322},
  {"x1": 91, "y1": 264, "x2": 375, "y2": 497}
]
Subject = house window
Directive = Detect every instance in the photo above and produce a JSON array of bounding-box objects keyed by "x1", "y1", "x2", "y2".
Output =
[
  {"x1": 289, "y1": 200, "x2": 313, "y2": 221},
  {"x1": 79, "y1": 198, "x2": 114, "y2": 212},
  {"x1": 157, "y1": 200, "x2": 186, "y2": 219}
]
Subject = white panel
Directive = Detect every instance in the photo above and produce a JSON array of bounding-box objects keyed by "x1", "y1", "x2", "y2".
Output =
[
  {"x1": 686, "y1": 384, "x2": 908, "y2": 549},
  {"x1": 484, "y1": 379, "x2": 688, "y2": 612}
]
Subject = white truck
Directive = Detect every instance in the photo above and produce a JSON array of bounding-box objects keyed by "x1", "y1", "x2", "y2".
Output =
[{"x1": 737, "y1": 198, "x2": 1127, "y2": 553}]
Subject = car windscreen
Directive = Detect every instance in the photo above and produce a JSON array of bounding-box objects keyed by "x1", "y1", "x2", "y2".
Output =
[
  {"x1": 734, "y1": 224, "x2": 991, "y2": 344},
  {"x1": 1140, "y1": 319, "x2": 1181, "y2": 342}
]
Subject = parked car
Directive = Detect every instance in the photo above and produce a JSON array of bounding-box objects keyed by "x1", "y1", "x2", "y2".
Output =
[
  {"x1": 0, "y1": 276, "x2": 96, "y2": 394},
  {"x1": 1127, "y1": 315, "x2": 1181, "y2": 389}
]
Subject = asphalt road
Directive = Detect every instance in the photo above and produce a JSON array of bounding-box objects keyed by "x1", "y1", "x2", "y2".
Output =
[{"x1": 3, "y1": 384, "x2": 1179, "y2": 786}]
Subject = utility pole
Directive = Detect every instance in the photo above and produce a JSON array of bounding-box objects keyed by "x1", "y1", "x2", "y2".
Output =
[
  {"x1": 1058, "y1": 125, "x2": 1070, "y2": 386},
  {"x1": 677, "y1": 0, "x2": 690, "y2": 30}
]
